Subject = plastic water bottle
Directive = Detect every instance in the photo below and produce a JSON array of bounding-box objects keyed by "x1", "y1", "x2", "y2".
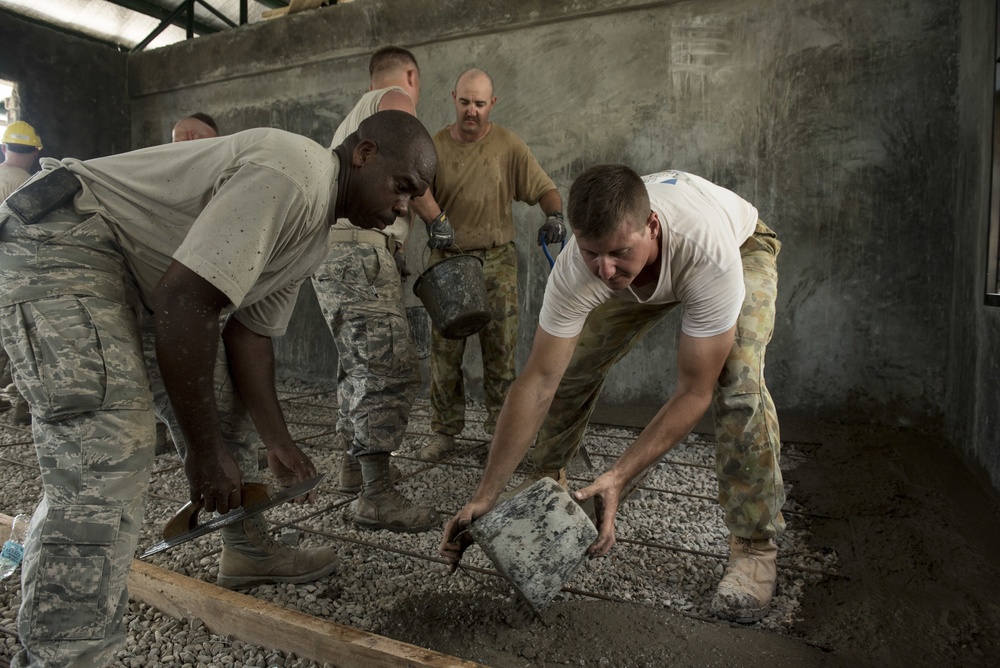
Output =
[{"x1": 0, "y1": 514, "x2": 30, "y2": 581}]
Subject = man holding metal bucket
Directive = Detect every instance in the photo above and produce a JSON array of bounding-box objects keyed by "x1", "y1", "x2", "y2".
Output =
[
  {"x1": 441, "y1": 164, "x2": 786, "y2": 624},
  {"x1": 417, "y1": 68, "x2": 565, "y2": 462}
]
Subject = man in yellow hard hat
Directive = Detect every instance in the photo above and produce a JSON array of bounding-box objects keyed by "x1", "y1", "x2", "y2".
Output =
[
  {"x1": 0, "y1": 121, "x2": 42, "y2": 201},
  {"x1": 0, "y1": 120, "x2": 41, "y2": 419}
]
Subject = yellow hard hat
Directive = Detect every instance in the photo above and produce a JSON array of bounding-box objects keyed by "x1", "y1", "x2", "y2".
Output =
[{"x1": 2, "y1": 121, "x2": 42, "y2": 149}]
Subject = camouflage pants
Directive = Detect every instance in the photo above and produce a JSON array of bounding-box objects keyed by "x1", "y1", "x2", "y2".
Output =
[
  {"x1": 140, "y1": 321, "x2": 262, "y2": 478},
  {"x1": 0, "y1": 207, "x2": 156, "y2": 667},
  {"x1": 429, "y1": 242, "x2": 518, "y2": 436},
  {"x1": 532, "y1": 221, "x2": 786, "y2": 541},
  {"x1": 311, "y1": 242, "x2": 418, "y2": 457}
]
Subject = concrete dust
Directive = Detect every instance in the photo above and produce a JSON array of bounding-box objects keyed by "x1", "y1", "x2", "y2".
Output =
[{"x1": 381, "y1": 418, "x2": 1000, "y2": 667}]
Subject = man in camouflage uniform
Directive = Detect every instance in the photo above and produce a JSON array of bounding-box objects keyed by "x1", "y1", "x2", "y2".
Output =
[
  {"x1": 0, "y1": 112, "x2": 436, "y2": 667},
  {"x1": 314, "y1": 46, "x2": 453, "y2": 532},
  {"x1": 417, "y1": 68, "x2": 564, "y2": 461},
  {"x1": 441, "y1": 164, "x2": 786, "y2": 624}
]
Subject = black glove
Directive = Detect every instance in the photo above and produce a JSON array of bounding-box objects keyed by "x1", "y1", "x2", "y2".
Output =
[
  {"x1": 394, "y1": 247, "x2": 411, "y2": 282},
  {"x1": 426, "y1": 211, "x2": 455, "y2": 250},
  {"x1": 537, "y1": 211, "x2": 565, "y2": 246}
]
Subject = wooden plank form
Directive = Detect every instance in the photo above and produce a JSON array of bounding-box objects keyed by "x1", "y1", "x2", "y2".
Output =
[{"x1": 1, "y1": 514, "x2": 482, "y2": 667}]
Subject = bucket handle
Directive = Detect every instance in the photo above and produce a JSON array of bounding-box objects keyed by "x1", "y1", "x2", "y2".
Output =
[{"x1": 540, "y1": 231, "x2": 566, "y2": 270}]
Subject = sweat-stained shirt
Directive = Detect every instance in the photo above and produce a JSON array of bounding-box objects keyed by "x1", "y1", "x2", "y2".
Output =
[
  {"x1": 3, "y1": 128, "x2": 337, "y2": 337},
  {"x1": 539, "y1": 170, "x2": 758, "y2": 339},
  {"x1": 432, "y1": 123, "x2": 556, "y2": 250},
  {"x1": 0, "y1": 164, "x2": 31, "y2": 201}
]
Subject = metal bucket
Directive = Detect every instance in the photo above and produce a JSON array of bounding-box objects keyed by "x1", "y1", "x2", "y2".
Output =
[
  {"x1": 469, "y1": 477, "x2": 598, "y2": 616},
  {"x1": 413, "y1": 254, "x2": 491, "y2": 339}
]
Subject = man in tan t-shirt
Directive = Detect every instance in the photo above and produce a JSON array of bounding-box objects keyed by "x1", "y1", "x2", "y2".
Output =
[
  {"x1": 0, "y1": 112, "x2": 436, "y2": 668},
  {"x1": 417, "y1": 68, "x2": 565, "y2": 462}
]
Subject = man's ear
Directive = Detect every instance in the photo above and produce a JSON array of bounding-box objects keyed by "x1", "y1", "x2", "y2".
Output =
[
  {"x1": 352, "y1": 139, "x2": 379, "y2": 167},
  {"x1": 647, "y1": 211, "x2": 660, "y2": 237}
]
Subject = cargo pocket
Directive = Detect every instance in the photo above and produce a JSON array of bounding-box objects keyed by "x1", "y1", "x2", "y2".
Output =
[
  {"x1": 3, "y1": 296, "x2": 150, "y2": 420},
  {"x1": 364, "y1": 311, "x2": 417, "y2": 379},
  {"x1": 31, "y1": 505, "x2": 121, "y2": 641}
]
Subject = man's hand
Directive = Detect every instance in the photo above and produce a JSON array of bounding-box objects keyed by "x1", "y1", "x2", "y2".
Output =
[
  {"x1": 426, "y1": 210, "x2": 454, "y2": 250},
  {"x1": 572, "y1": 470, "x2": 626, "y2": 558},
  {"x1": 537, "y1": 211, "x2": 565, "y2": 246},
  {"x1": 393, "y1": 247, "x2": 411, "y2": 282},
  {"x1": 263, "y1": 441, "x2": 320, "y2": 503},
  {"x1": 439, "y1": 498, "x2": 495, "y2": 570},
  {"x1": 185, "y1": 446, "x2": 243, "y2": 515}
]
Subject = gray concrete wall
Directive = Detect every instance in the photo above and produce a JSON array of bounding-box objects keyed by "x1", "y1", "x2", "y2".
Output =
[
  {"x1": 0, "y1": 11, "x2": 129, "y2": 162},
  {"x1": 947, "y1": 0, "x2": 1000, "y2": 493},
  {"x1": 126, "y1": 0, "x2": 962, "y2": 429}
]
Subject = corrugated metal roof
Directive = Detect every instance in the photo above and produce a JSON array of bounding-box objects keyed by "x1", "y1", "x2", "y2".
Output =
[{"x1": 0, "y1": 0, "x2": 290, "y2": 51}]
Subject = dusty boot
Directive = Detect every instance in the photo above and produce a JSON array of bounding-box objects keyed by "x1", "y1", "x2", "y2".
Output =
[
  {"x1": 416, "y1": 432, "x2": 455, "y2": 462},
  {"x1": 217, "y1": 514, "x2": 340, "y2": 589},
  {"x1": 352, "y1": 454, "x2": 440, "y2": 532},
  {"x1": 710, "y1": 534, "x2": 778, "y2": 623},
  {"x1": 338, "y1": 439, "x2": 402, "y2": 494},
  {"x1": 499, "y1": 467, "x2": 568, "y2": 502}
]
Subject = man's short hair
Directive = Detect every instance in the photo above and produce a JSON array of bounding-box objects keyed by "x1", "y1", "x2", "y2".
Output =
[
  {"x1": 3, "y1": 143, "x2": 37, "y2": 154},
  {"x1": 568, "y1": 164, "x2": 651, "y2": 241},
  {"x1": 188, "y1": 112, "x2": 219, "y2": 134},
  {"x1": 369, "y1": 46, "x2": 419, "y2": 79}
]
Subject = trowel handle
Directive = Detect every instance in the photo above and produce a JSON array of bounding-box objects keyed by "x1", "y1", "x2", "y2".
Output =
[{"x1": 161, "y1": 482, "x2": 271, "y2": 540}]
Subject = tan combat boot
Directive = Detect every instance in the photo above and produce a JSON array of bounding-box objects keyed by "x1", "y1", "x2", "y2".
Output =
[
  {"x1": 710, "y1": 533, "x2": 778, "y2": 623},
  {"x1": 352, "y1": 454, "x2": 440, "y2": 532},
  {"x1": 416, "y1": 432, "x2": 455, "y2": 462},
  {"x1": 217, "y1": 514, "x2": 340, "y2": 589}
]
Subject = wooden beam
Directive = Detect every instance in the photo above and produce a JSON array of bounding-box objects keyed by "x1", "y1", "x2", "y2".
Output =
[
  {"x1": 128, "y1": 560, "x2": 484, "y2": 668},
  {"x1": 2, "y1": 516, "x2": 481, "y2": 667}
]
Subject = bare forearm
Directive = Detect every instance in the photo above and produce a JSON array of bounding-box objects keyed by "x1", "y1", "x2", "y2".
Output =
[
  {"x1": 539, "y1": 189, "x2": 563, "y2": 216},
  {"x1": 155, "y1": 305, "x2": 225, "y2": 458},
  {"x1": 222, "y1": 320, "x2": 294, "y2": 449},
  {"x1": 411, "y1": 190, "x2": 442, "y2": 222}
]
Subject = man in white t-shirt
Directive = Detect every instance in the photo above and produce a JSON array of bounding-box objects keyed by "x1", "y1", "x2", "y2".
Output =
[
  {"x1": 440, "y1": 164, "x2": 785, "y2": 624},
  {"x1": 314, "y1": 46, "x2": 452, "y2": 532},
  {"x1": 0, "y1": 111, "x2": 436, "y2": 668}
]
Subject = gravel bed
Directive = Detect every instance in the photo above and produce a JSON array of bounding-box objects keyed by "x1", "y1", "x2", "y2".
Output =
[{"x1": 0, "y1": 378, "x2": 840, "y2": 666}]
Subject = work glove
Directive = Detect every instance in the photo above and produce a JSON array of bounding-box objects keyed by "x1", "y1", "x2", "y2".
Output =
[
  {"x1": 537, "y1": 211, "x2": 566, "y2": 246},
  {"x1": 394, "y1": 247, "x2": 411, "y2": 282},
  {"x1": 426, "y1": 210, "x2": 455, "y2": 250}
]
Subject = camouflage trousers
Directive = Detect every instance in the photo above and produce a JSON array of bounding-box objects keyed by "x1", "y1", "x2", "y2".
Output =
[
  {"x1": 532, "y1": 221, "x2": 786, "y2": 541},
  {"x1": 429, "y1": 242, "x2": 519, "y2": 436},
  {"x1": 0, "y1": 206, "x2": 157, "y2": 667},
  {"x1": 311, "y1": 241, "x2": 418, "y2": 457}
]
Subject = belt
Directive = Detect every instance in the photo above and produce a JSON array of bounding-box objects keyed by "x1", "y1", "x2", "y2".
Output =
[{"x1": 327, "y1": 228, "x2": 397, "y2": 254}]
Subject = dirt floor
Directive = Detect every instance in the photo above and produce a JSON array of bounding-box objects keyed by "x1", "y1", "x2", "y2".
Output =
[{"x1": 381, "y1": 416, "x2": 1000, "y2": 668}]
